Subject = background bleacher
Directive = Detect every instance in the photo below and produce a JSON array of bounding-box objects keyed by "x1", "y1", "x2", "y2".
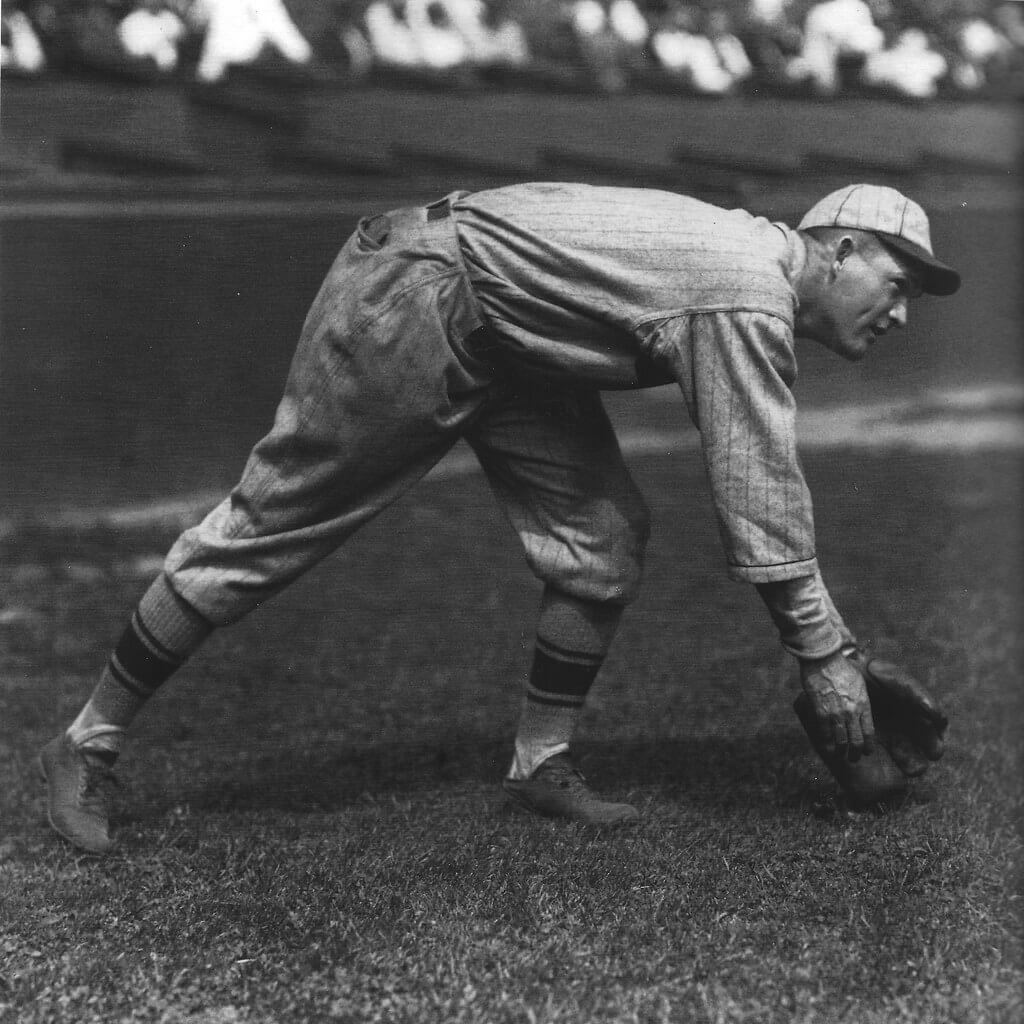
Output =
[
  {"x1": 2, "y1": 74, "x2": 1021, "y2": 209},
  {"x1": 3, "y1": 0, "x2": 1021, "y2": 202}
]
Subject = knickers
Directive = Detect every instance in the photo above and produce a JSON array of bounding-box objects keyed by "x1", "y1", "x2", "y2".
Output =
[{"x1": 164, "y1": 195, "x2": 650, "y2": 624}]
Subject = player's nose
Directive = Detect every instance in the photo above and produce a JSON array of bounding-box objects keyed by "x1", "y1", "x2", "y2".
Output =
[{"x1": 889, "y1": 298, "x2": 908, "y2": 329}]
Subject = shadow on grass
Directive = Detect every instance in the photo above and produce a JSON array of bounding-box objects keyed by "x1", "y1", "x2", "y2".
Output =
[{"x1": 126, "y1": 728, "x2": 836, "y2": 824}]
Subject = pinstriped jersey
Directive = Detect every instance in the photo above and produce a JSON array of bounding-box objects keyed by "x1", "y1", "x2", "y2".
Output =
[{"x1": 451, "y1": 182, "x2": 818, "y2": 585}]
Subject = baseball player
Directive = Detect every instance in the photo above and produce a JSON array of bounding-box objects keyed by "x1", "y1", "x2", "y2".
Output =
[{"x1": 39, "y1": 182, "x2": 958, "y2": 854}]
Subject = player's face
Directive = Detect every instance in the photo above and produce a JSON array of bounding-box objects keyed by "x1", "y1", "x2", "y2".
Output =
[{"x1": 811, "y1": 238, "x2": 923, "y2": 362}]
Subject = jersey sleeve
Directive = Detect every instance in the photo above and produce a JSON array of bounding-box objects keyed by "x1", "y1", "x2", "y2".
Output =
[
  {"x1": 755, "y1": 574, "x2": 844, "y2": 659},
  {"x1": 652, "y1": 309, "x2": 819, "y2": 583}
]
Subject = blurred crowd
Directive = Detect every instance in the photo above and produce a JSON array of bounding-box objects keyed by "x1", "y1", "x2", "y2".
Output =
[{"x1": 3, "y1": 0, "x2": 1023, "y2": 100}]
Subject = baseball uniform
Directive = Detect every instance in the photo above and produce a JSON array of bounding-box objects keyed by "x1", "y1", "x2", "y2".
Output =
[
  {"x1": 41, "y1": 181, "x2": 959, "y2": 851},
  {"x1": 163, "y1": 183, "x2": 827, "y2": 629}
]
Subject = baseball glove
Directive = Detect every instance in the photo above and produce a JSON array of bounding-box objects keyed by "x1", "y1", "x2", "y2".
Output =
[{"x1": 794, "y1": 648, "x2": 949, "y2": 808}]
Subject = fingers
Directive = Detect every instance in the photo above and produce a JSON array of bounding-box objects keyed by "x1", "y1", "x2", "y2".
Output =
[
  {"x1": 844, "y1": 717, "x2": 864, "y2": 763},
  {"x1": 815, "y1": 707, "x2": 875, "y2": 762},
  {"x1": 820, "y1": 714, "x2": 848, "y2": 759},
  {"x1": 858, "y1": 706, "x2": 875, "y2": 757},
  {"x1": 801, "y1": 652, "x2": 875, "y2": 761}
]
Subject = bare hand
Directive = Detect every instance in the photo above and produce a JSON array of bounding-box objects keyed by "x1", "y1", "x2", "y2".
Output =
[{"x1": 799, "y1": 650, "x2": 875, "y2": 760}]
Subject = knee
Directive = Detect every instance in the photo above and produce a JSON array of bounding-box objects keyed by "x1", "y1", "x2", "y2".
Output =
[
  {"x1": 161, "y1": 500, "x2": 279, "y2": 627},
  {"x1": 599, "y1": 491, "x2": 652, "y2": 604},
  {"x1": 529, "y1": 490, "x2": 652, "y2": 606}
]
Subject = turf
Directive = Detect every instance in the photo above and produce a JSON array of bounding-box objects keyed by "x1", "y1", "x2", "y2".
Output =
[{"x1": 0, "y1": 449, "x2": 1021, "y2": 1023}]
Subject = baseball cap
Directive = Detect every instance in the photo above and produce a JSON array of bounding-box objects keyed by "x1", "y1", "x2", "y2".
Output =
[{"x1": 798, "y1": 184, "x2": 961, "y2": 296}]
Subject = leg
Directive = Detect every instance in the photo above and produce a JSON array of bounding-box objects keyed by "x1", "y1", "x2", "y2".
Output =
[
  {"x1": 43, "y1": 221, "x2": 491, "y2": 852},
  {"x1": 466, "y1": 382, "x2": 650, "y2": 824},
  {"x1": 513, "y1": 586, "x2": 622, "y2": 779}
]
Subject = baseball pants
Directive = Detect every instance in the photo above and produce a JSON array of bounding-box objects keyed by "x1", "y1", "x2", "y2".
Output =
[{"x1": 163, "y1": 195, "x2": 651, "y2": 625}]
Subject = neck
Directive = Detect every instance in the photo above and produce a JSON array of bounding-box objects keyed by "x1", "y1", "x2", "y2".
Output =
[{"x1": 792, "y1": 231, "x2": 832, "y2": 339}]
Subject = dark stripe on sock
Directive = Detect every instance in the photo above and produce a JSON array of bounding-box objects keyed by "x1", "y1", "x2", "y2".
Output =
[
  {"x1": 530, "y1": 647, "x2": 601, "y2": 699},
  {"x1": 535, "y1": 634, "x2": 605, "y2": 666},
  {"x1": 112, "y1": 620, "x2": 181, "y2": 690},
  {"x1": 108, "y1": 657, "x2": 158, "y2": 699},
  {"x1": 132, "y1": 610, "x2": 180, "y2": 663}
]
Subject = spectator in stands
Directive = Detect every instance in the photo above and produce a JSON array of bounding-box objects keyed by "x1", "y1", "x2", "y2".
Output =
[
  {"x1": 116, "y1": 0, "x2": 187, "y2": 72},
  {"x1": 862, "y1": 25, "x2": 948, "y2": 98},
  {"x1": 705, "y1": 5, "x2": 753, "y2": 86},
  {"x1": 447, "y1": 0, "x2": 529, "y2": 68},
  {"x1": 786, "y1": 0, "x2": 884, "y2": 94},
  {"x1": 786, "y1": 0, "x2": 884, "y2": 95},
  {"x1": 362, "y1": 0, "x2": 473, "y2": 72},
  {"x1": 190, "y1": 0, "x2": 313, "y2": 82},
  {"x1": 608, "y1": 0, "x2": 648, "y2": 47},
  {"x1": 992, "y1": 0, "x2": 1024, "y2": 93},
  {"x1": 362, "y1": 0, "x2": 421, "y2": 67},
  {"x1": 364, "y1": 0, "x2": 520, "y2": 73},
  {"x1": 10, "y1": 0, "x2": 1020, "y2": 98},
  {"x1": 567, "y1": 0, "x2": 648, "y2": 92},
  {"x1": 994, "y1": 0, "x2": 1024, "y2": 48},
  {"x1": 266, "y1": 0, "x2": 374, "y2": 78},
  {"x1": 948, "y1": 1, "x2": 1017, "y2": 91},
  {"x1": 648, "y1": 1, "x2": 747, "y2": 94},
  {"x1": 403, "y1": 0, "x2": 471, "y2": 69},
  {"x1": 333, "y1": 5, "x2": 375, "y2": 77},
  {"x1": 2, "y1": 0, "x2": 47, "y2": 72},
  {"x1": 25, "y1": 0, "x2": 166, "y2": 78},
  {"x1": 734, "y1": 0, "x2": 804, "y2": 87}
]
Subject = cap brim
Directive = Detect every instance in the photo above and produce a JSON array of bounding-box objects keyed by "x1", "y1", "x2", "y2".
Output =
[{"x1": 874, "y1": 232, "x2": 961, "y2": 296}]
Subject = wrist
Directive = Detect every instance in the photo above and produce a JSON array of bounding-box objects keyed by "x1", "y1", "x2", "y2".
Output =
[
  {"x1": 797, "y1": 647, "x2": 847, "y2": 668},
  {"x1": 757, "y1": 576, "x2": 845, "y2": 659}
]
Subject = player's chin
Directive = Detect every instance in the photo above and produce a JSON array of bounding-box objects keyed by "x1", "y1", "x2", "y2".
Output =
[
  {"x1": 833, "y1": 334, "x2": 871, "y2": 362},
  {"x1": 808, "y1": 324, "x2": 871, "y2": 361},
  {"x1": 847, "y1": 327, "x2": 879, "y2": 361}
]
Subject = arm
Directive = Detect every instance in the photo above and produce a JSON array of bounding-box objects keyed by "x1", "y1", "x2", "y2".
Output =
[
  {"x1": 656, "y1": 309, "x2": 873, "y2": 755},
  {"x1": 757, "y1": 572, "x2": 874, "y2": 757},
  {"x1": 669, "y1": 308, "x2": 816, "y2": 584}
]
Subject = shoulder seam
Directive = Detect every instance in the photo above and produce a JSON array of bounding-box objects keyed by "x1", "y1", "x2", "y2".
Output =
[{"x1": 631, "y1": 307, "x2": 795, "y2": 332}]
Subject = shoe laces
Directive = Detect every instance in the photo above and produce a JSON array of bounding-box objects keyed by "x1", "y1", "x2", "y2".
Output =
[
  {"x1": 537, "y1": 754, "x2": 590, "y2": 793},
  {"x1": 77, "y1": 753, "x2": 119, "y2": 811}
]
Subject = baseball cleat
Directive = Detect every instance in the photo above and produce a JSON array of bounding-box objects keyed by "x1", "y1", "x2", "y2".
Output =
[
  {"x1": 38, "y1": 734, "x2": 117, "y2": 855},
  {"x1": 503, "y1": 752, "x2": 639, "y2": 826}
]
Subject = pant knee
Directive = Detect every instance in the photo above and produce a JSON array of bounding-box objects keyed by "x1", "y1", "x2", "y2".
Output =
[
  {"x1": 160, "y1": 499, "x2": 299, "y2": 627},
  {"x1": 527, "y1": 491, "x2": 651, "y2": 606}
]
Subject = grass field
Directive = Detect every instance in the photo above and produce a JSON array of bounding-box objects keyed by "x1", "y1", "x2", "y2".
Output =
[
  {"x1": 3, "y1": 74, "x2": 1021, "y2": 1024},
  {"x1": 1, "y1": 441, "x2": 1021, "y2": 1023}
]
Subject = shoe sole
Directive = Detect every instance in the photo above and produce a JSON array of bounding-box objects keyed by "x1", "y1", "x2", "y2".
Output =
[{"x1": 502, "y1": 786, "x2": 640, "y2": 827}]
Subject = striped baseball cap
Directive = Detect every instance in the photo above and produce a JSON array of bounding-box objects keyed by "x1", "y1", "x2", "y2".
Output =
[{"x1": 799, "y1": 183, "x2": 961, "y2": 295}]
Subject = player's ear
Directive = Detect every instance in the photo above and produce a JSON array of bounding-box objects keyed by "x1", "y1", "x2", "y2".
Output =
[{"x1": 832, "y1": 235, "x2": 855, "y2": 274}]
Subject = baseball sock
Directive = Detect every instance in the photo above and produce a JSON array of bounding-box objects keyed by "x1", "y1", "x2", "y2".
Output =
[
  {"x1": 508, "y1": 588, "x2": 622, "y2": 781},
  {"x1": 66, "y1": 574, "x2": 213, "y2": 759}
]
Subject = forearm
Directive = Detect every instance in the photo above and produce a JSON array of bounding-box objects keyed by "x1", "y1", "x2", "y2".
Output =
[
  {"x1": 756, "y1": 572, "x2": 850, "y2": 660},
  {"x1": 810, "y1": 567, "x2": 858, "y2": 653}
]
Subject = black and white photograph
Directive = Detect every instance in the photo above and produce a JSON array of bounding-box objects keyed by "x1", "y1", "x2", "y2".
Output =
[{"x1": 2, "y1": 1, "x2": 1022, "y2": 1020}]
